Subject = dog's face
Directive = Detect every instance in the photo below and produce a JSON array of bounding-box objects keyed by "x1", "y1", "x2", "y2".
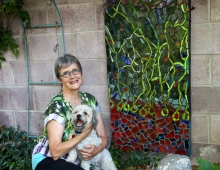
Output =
[{"x1": 70, "y1": 105, "x2": 97, "y2": 132}]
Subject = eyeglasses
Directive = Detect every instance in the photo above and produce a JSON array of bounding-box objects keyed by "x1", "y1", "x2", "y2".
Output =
[{"x1": 60, "y1": 68, "x2": 81, "y2": 78}]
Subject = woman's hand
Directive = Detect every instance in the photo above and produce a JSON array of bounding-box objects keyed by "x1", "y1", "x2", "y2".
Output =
[
  {"x1": 79, "y1": 114, "x2": 108, "y2": 161},
  {"x1": 47, "y1": 120, "x2": 94, "y2": 160},
  {"x1": 83, "y1": 124, "x2": 94, "y2": 136},
  {"x1": 76, "y1": 124, "x2": 93, "y2": 141},
  {"x1": 79, "y1": 144, "x2": 98, "y2": 160}
]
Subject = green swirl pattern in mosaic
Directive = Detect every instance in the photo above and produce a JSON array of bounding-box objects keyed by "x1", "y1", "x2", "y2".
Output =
[{"x1": 105, "y1": 0, "x2": 191, "y2": 155}]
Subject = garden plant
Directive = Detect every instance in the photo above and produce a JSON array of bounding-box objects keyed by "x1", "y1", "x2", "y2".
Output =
[
  {"x1": 0, "y1": 126, "x2": 37, "y2": 170},
  {"x1": 0, "y1": 0, "x2": 30, "y2": 68}
]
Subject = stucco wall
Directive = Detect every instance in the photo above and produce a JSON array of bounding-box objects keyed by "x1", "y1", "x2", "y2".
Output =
[{"x1": 0, "y1": 0, "x2": 220, "y2": 164}]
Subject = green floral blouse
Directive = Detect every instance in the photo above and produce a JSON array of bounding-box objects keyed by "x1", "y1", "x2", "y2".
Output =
[{"x1": 32, "y1": 91, "x2": 100, "y2": 159}]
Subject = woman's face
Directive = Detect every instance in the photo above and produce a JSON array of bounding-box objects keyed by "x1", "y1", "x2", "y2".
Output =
[{"x1": 59, "y1": 63, "x2": 82, "y2": 91}]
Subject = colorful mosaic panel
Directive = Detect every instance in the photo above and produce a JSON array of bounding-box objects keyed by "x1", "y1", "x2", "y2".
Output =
[{"x1": 105, "y1": 0, "x2": 191, "y2": 155}]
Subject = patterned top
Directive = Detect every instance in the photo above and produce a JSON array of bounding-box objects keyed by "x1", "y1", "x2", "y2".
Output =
[{"x1": 32, "y1": 91, "x2": 100, "y2": 159}]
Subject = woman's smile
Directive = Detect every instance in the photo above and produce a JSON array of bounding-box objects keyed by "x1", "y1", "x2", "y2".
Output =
[{"x1": 60, "y1": 63, "x2": 82, "y2": 91}]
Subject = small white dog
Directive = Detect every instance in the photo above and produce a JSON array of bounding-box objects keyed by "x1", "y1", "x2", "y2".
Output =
[{"x1": 66, "y1": 105, "x2": 117, "y2": 170}]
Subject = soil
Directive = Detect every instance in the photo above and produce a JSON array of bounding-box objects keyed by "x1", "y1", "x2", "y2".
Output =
[{"x1": 191, "y1": 165, "x2": 200, "y2": 170}]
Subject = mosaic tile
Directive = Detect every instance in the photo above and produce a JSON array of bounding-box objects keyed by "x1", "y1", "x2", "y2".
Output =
[{"x1": 105, "y1": 0, "x2": 191, "y2": 155}]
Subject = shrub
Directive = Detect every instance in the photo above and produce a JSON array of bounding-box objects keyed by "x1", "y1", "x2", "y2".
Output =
[
  {"x1": 0, "y1": 126, "x2": 37, "y2": 170},
  {"x1": 109, "y1": 144, "x2": 161, "y2": 169}
]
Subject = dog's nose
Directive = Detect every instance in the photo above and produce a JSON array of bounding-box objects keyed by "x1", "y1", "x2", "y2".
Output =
[{"x1": 77, "y1": 114, "x2": 81, "y2": 119}]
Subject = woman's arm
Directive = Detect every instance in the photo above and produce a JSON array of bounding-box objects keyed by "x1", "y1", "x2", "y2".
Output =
[
  {"x1": 47, "y1": 120, "x2": 93, "y2": 160},
  {"x1": 94, "y1": 113, "x2": 108, "y2": 152},
  {"x1": 79, "y1": 113, "x2": 108, "y2": 160}
]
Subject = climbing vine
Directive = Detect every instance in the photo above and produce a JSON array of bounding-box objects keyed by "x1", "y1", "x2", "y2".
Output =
[{"x1": 0, "y1": 0, "x2": 30, "y2": 68}]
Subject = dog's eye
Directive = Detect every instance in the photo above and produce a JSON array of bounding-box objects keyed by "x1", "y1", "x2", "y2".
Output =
[{"x1": 83, "y1": 112, "x2": 87, "y2": 115}]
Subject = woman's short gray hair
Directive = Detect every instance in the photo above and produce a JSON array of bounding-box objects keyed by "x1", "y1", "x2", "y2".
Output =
[{"x1": 54, "y1": 54, "x2": 82, "y2": 80}]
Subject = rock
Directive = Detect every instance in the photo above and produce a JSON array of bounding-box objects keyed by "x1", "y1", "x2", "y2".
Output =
[
  {"x1": 199, "y1": 145, "x2": 220, "y2": 163},
  {"x1": 156, "y1": 153, "x2": 191, "y2": 170}
]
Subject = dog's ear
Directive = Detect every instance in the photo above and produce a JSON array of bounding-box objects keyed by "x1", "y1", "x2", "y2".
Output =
[{"x1": 91, "y1": 108, "x2": 98, "y2": 128}]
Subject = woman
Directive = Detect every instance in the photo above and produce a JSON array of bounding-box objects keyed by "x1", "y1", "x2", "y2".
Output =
[{"x1": 32, "y1": 54, "x2": 108, "y2": 170}]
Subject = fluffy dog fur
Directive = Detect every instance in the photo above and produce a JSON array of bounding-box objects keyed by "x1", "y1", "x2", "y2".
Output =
[{"x1": 66, "y1": 105, "x2": 117, "y2": 170}]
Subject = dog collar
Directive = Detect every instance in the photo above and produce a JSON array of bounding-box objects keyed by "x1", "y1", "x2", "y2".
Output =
[{"x1": 72, "y1": 130, "x2": 81, "y2": 138}]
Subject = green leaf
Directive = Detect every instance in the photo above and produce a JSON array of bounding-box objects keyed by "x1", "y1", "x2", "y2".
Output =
[
  {"x1": 135, "y1": 153, "x2": 142, "y2": 160},
  {"x1": 26, "y1": 21, "x2": 31, "y2": 27},
  {"x1": 1, "y1": 45, "x2": 7, "y2": 51},
  {"x1": 0, "y1": 57, "x2": 6, "y2": 61},
  {"x1": 9, "y1": 43, "x2": 19, "y2": 51},
  {"x1": 0, "y1": 126, "x2": 38, "y2": 169},
  {"x1": 3, "y1": 30, "x2": 12, "y2": 40},
  {"x1": 13, "y1": 50, "x2": 19, "y2": 58},
  {"x1": 196, "y1": 158, "x2": 216, "y2": 170},
  {"x1": 214, "y1": 164, "x2": 220, "y2": 170}
]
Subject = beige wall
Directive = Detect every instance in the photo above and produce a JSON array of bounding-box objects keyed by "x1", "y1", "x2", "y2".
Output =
[
  {"x1": 0, "y1": 0, "x2": 220, "y2": 164},
  {"x1": 190, "y1": 0, "x2": 220, "y2": 163},
  {"x1": 0, "y1": 0, "x2": 111, "y2": 136}
]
